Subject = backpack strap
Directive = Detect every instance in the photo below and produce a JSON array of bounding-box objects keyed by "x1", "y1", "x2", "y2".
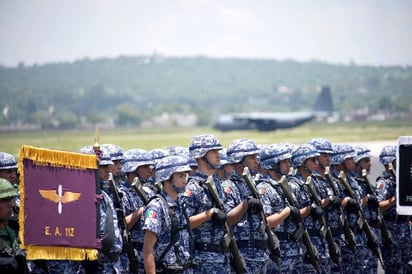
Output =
[{"x1": 147, "y1": 194, "x2": 180, "y2": 264}]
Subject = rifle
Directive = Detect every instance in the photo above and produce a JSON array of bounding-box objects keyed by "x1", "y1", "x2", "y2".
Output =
[
  {"x1": 388, "y1": 163, "x2": 396, "y2": 179},
  {"x1": 305, "y1": 176, "x2": 341, "y2": 269},
  {"x1": 337, "y1": 171, "x2": 385, "y2": 270},
  {"x1": 324, "y1": 167, "x2": 358, "y2": 259},
  {"x1": 108, "y1": 173, "x2": 139, "y2": 274},
  {"x1": 277, "y1": 173, "x2": 321, "y2": 274},
  {"x1": 361, "y1": 169, "x2": 393, "y2": 256},
  {"x1": 242, "y1": 167, "x2": 281, "y2": 268},
  {"x1": 131, "y1": 176, "x2": 149, "y2": 205},
  {"x1": 204, "y1": 176, "x2": 247, "y2": 274}
]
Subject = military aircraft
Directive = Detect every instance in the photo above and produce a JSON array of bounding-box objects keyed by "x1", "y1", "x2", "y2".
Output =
[{"x1": 213, "y1": 86, "x2": 333, "y2": 132}]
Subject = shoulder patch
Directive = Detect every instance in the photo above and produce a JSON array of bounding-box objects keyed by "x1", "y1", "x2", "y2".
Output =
[
  {"x1": 374, "y1": 182, "x2": 384, "y2": 189},
  {"x1": 224, "y1": 186, "x2": 232, "y2": 194},
  {"x1": 259, "y1": 188, "x2": 265, "y2": 195},
  {"x1": 145, "y1": 209, "x2": 157, "y2": 218},
  {"x1": 181, "y1": 190, "x2": 192, "y2": 197}
]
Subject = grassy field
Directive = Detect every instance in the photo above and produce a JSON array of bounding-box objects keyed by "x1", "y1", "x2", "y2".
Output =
[{"x1": 0, "y1": 120, "x2": 410, "y2": 157}]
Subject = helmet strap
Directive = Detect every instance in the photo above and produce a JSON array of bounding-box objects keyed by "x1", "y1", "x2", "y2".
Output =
[
  {"x1": 169, "y1": 177, "x2": 185, "y2": 193},
  {"x1": 201, "y1": 155, "x2": 218, "y2": 170}
]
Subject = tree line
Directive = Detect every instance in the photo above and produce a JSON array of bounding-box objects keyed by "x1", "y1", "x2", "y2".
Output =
[{"x1": 0, "y1": 55, "x2": 411, "y2": 129}]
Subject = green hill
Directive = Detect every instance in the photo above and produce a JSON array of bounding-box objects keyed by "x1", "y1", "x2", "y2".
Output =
[{"x1": 1, "y1": 55, "x2": 411, "y2": 129}]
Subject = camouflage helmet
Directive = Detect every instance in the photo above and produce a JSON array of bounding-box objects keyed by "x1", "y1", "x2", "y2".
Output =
[
  {"x1": 0, "y1": 152, "x2": 17, "y2": 170},
  {"x1": 308, "y1": 138, "x2": 334, "y2": 154},
  {"x1": 227, "y1": 138, "x2": 259, "y2": 164},
  {"x1": 101, "y1": 144, "x2": 124, "y2": 161},
  {"x1": 331, "y1": 143, "x2": 356, "y2": 165},
  {"x1": 279, "y1": 143, "x2": 297, "y2": 154},
  {"x1": 219, "y1": 148, "x2": 230, "y2": 166},
  {"x1": 122, "y1": 149, "x2": 155, "y2": 173},
  {"x1": 354, "y1": 144, "x2": 371, "y2": 163},
  {"x1": 167, "y1": 146, "x2": 188, "y2": 157},
  {"x1": 155, "y1": 155, "x2": 191, "y2": 182},
  {"x1": 189, "y1": 134, "x2": 223, "y2": 159},
  {"x1": 260, "y1": 143, "x2": 292, "y2": 170},
  {"x1": 0, "y1": 178, "x2": 18, "y2": 199},
  {"x1": 149, "y1": 148, "x2": 170, "y2": 167},
  {"x1": 291, "y1": 143, "x2": 320, "y2": 168},
  {"x1": 379, "y1": 145, "x2": 396, "y2": 165},
  {"x1": 79, "y1": 145, "x2": 114, "y2": 166}
]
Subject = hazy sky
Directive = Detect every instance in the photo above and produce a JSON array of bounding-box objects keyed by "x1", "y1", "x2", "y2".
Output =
[{"x1": 1, "y1": 0, "x2": 411, "y2": 67}]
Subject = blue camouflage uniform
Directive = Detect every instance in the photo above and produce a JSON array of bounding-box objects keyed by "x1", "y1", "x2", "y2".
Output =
[
  {"x1": 121, "y1": 148, "x2": 156, "y2": 273},
  {"x1": 222, "y1": 138, "x2": 270, "y2": 274},
  {"x1": 142, "y1": 190, "x2": 193, "y2": 273},
  {"x1": 290, "y1": 144, "x2": 330, "y2": 274},
  {"x1": 331, "y1": 144, "x2": 368, "y2": 274},
  {"x1": 308, "y1": 137, "x2": 345, "y2": 273},
  {"x1": 375, "y1": 145, "x2": 410, "y2": 274},
  {"x1": 351, "y1": 144, "x2": 379, "y2": 274},
  {"x1": 183, "y1": 171, "x2": 232, "y2": 274},
  {"x1": 258, "y1": 143, "x2": 302, "y2": 273},
  {"x1": 181, "y1": 134, "x2": 232, "y2": 274}
]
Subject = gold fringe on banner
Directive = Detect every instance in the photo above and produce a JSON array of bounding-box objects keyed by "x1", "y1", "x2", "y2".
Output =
[
  {"x1": 19, "y1": 145, "x2": 97, "y2": 170},
  {"x1": 18, "y1": 145, "x2": 99, "y2": 260},
  {"x1": 26, "y1": 246, "x2": 98, "y2": 261}
]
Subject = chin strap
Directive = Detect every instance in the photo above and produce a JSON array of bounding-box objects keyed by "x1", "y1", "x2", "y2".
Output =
[
  {"x1": 201, "y1": 155, "x2": 218, "y2": 170},
  {"x1": 170, "y1": 178, "x2": 185, "y2": 194}
]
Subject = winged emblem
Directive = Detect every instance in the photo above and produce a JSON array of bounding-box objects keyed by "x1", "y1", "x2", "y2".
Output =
[{"x1": 39, "y1": 185, "x2": 81, "y2": 215}]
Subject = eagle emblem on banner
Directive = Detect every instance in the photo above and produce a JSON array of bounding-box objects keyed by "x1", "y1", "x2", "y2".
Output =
[{"x1": 39, "y1": 185, "x2": 81, "y2": 215}]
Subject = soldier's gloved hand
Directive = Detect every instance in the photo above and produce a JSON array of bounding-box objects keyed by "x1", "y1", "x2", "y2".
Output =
[
  {"x1": 289, "y1": 206, "x2": 302, "y2": 223},
  {"x1": 0, "y1": 257, "x2": 18, "y2": 269},
  {"x1": 247, "y1": 196, "x2": 262, "y2": 212},
  {"x1": 211, "y1": 208, "x2": 227, "y2": 226},
  {"x1": 367, "y1": 194, "x2": 379, "y2": 209},
  {"x1": 310, "y1": 203, "x2": 324, "y2": 220},
  {"x1": 330, "y1": 196, "x2": 341, "y2": 209},
  {"x1": 346, "y1": 198, "x2": 360, "y2": 212}
]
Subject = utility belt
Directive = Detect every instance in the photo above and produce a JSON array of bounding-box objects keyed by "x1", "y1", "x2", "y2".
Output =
[
  {"x1": 383, "y1": 214, "x2": 409, "y2": 223},
  {"x1": 194, "y1": 242, "x2": 225, "y2": 253},
  {"x1": 236, "y1": 240, "x2": 268, "y2": 250},
  {"x1": 156, "y1": 262, "x2": 194, "y2": 274},
  {"x1": 275, "y1": 232, "x2": 295, "y2": 241}
]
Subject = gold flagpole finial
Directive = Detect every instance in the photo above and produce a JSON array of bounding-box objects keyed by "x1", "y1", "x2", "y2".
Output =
[{"x1": 93, "y1": 127, "x2": 100, "y2": 152}]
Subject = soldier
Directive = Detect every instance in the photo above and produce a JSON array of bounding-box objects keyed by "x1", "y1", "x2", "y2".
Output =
[
  {"x1": 375, "y1": 145, "x2": 410, "y2": 273},
  {"x1": 221, "y1": 138, "x2": 270, "y2": 273},
  {"x1": 121, "y1": 148, "x2": 156, "y2": 273},
  {"x1": 290, "y1": 144, "x2": 331, "y2": 273},
  {"x1": 308, "y1": 138, "x2": 344, "y2": 273},
  {"x1": 79, "y1": 145, "x2": 123, "y2": 274},
  {"x1": 216, "y1": 149, "x2": 235, "y2": 181},
  {"x1": 142, "y1": 155, "x2": 194, "y2": 273},
  {"x1": 0, "y1": 152, "x2": 19, "y2": 237},
  {"x1": 181, "y1": 134, "x2": 231, "y2": 273},
  {"x1": 331, "y1": 143, "x2": 368, "y2": 274},
  {"x1": 0, "y1": 178, "x2": 26, "y2": 274},
  {"x1": 353, "y1": 144, "x2": 380, "y2": 274},
  {"x1": 257, "y1": 143, "x2": 303, "y2": 273},
  {"x1": 102, "y1": 144, "x2": 139, "y2": 274}
]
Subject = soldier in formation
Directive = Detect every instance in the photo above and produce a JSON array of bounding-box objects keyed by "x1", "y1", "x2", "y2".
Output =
[{"x1": 4, "y1": 135, "x2": 412, "y2": 274}]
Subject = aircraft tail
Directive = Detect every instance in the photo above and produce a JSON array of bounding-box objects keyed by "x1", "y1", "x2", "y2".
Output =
[{"x1": 313, "y1": 85, "x2": 333, "y2": 113}]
